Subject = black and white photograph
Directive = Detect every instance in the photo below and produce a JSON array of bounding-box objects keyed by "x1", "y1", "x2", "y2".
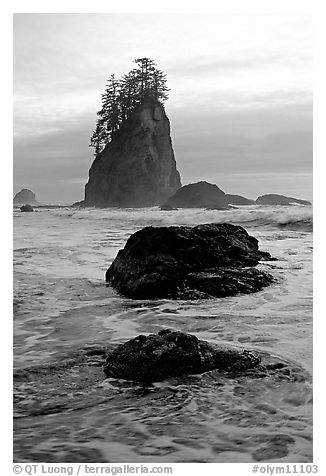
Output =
[{"x1": 13, "y1": 8, "x2": 314, "y2": 469}]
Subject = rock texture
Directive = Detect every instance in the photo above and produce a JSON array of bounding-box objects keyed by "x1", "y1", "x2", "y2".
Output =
[
  {"x1": 20, "y1": 204, "x2": 34, "y2": 212},
  {"x1": 226, "y1": 194, "x2": 255, "y2": 206},
  {"x1": 256, "y1": 194, "x2": 311, "y2": 206},
  {"x1": 161, "y1": 181, "x2": 230, "y2": 209},
  {"x1": 106, "y1": 222, "x2": 275, "y2": 299},
  {"x1": 84, "y1": 101, "x2": 181, "y2": 207},
  {"x1": 14, "y1": 189, "x2": 38, "y2": 205},
  {"x1": 104, "y1": 329, "x2": 261, "y2": 382}
]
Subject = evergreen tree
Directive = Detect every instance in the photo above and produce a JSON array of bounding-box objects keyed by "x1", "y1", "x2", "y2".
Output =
[
  {"x1": 119, "y1": 69, "x2": 139, "y2": 120},
  {"x1": 90, "y1": 58, "x2": 169, "y2": 155}
]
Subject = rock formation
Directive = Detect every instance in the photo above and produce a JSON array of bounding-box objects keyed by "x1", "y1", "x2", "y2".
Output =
[
  {"x1": 161, "y1": 181, "x2": 231, "y2": 209},
  {"x1": 256, "y1": 194, "x2": 311, "y2": 206},
  {"x1": 83, "y1": 100, "x2": 181, "y2": 207},
  {"x1": 14, "y1": 189, "x2": 39, "y2": 205},
  {"x1": 104, "y1": 329, "x2": 261, "y2": 382},
  {"x1": 226, "y1": 194, "x2": 255, "y2": 206},
  {"x1": 106, "y1": 222, "x2": 275, "y2": 300}
]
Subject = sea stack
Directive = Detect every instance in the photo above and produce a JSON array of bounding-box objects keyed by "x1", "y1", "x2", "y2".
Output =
[
  {"x1": 84, "y1": 101, "x2": 181, "y2": 207},
  {"x1": 256, "y1": 194, "x2": 311, "y2": 206},
  {"x1": 13, "y1": 189, "x2": 38, "y2": 206},
  {"x1": 161, "y1": 181, "x2": 231, "y2": 209},
  {"x1": 226, "y1": 194, "x2": 255, "y2": 206}
]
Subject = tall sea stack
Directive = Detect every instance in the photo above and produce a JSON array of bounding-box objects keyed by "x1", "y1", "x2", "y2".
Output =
[{"x1": 84, "y1": 101, "x2": 181, "y2": 207}]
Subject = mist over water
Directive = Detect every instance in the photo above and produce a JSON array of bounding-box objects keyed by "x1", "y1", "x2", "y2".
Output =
[{"x1": 13, "y1": 205, "x2": 312, "y2": 463}]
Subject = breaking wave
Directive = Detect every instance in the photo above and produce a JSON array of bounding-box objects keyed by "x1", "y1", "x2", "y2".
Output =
[{"x1": 15, "y1": 204, "x2": 313, "y2": 233}]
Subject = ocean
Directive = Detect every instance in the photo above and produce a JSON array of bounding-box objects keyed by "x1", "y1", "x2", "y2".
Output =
[{"x1": 13, "y1": 205, "x2": 313, "y2": 463}]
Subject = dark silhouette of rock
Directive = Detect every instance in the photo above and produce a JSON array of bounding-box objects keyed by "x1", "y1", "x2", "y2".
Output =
[
  {"x1": 161, "y1": 181, "x2": 230, "y2": 209},
  {"x1": 20, "y1": 204, "x2": 34, "y2": 212},
  {"x1": 106, "y1": 223, "x2": 275, "y2": 300},
  {"x1": 14, "y1": 189, "x2": 39, "y2": 205},
  {"x1": 206, "y1": 205, "x2": 237, "y2": 210},
  {"x1": 84, "y1": 100, "x2": 181, "y2": 207},
  {"x1": 226, "y1": 194, "x2": 255, "y2": 205},
  {"x1": 104, "y1": 329, "x2": 262, "y2": 382},
  {"x1": 256, "y1": 194, "x2": 311, "y2": 206},
  {"x1": 72, "y1": 200, "x2": 86, "y2": 207},
  {"x1": 160, "y1": 203, "x2": 178, "y2": 211}
]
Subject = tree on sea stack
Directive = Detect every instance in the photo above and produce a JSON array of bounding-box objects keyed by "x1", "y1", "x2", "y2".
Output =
[
  {"x1": 84, "y1": 58, "x2": 181, "y2": 207},
  {"x1": 89, "y1": 58, "x2": 169, "y2": 156}
]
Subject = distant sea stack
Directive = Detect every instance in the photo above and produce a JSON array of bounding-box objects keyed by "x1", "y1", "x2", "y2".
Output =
[
  {"x1": 256, "y1": 194, "x2": 311, "y2": 206},
  {"x1": 226, "y1": 194, "x2": 255, "y2": 206},
  {"x1": 13, "y1": 189, "x2": 39, "y2": 206},
  {"x1": 161, "y1": 181, "x2": 230, "y2": 209},
  {"x1": 84, "y1": 101, "x2": 181, "y2": 207}
]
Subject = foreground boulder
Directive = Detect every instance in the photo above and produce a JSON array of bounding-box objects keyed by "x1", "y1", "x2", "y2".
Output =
[
  {"x1": 161, "y1": 181, "x2": 231, "y2": 209},
  {"x1": 104, "y1": 329, "x2": 261, "y2": 382},
  {"x1": 106, "y1": 222, "x2": 275, "y2": 299},
  {"x1": 256, "y1": 194, "x2": 311, "y2": 206},
  {"x1": 20, "y1": 204, "x2": 34, "y2": 212}
]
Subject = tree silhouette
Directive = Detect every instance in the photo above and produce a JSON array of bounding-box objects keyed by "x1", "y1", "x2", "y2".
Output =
[{"x1": 90, "y1": 58, "x2": 169, "y2": 155}]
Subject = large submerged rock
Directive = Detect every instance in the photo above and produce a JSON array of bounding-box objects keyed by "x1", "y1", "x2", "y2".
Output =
[
  {"x1": 106, "y1": 222, "x2": 275, "y2": 300},
  {"x1": 104, "y1": 329, "x2": 261, "y2": 382},
  {"x1": 256, "y1": 194, "x2": 311, "y2": 206},
  {"x1": 161, "y1": 181, "x2": 230, "y2": 209},
  {"x1": 14, "y1": 189, "x2": 39, "y2": 206},
  {"x1": 83, "y1": 101, "x2": 181, "y2": 207}
]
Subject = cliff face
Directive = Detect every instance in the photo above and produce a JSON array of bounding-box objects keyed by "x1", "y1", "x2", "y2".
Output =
[
  {"x1": 13, "y1": 189, "x2": 38, "y2": 205},
  {"x1": 84, "y1": 101, "x2": 181, "y2": 207}
]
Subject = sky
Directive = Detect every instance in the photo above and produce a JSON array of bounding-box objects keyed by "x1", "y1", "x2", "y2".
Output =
[{"x1": 13, "y1": 13, "x2": 312, "y2": 204}]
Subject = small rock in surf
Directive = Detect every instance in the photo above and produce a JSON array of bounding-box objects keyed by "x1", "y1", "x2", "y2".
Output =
[
  {"x1": 104, "y1": 329, "x2": 262, "y2": 382},
  {"x1": 20, "y1": 204, "x2": 34, "y2": 212}
]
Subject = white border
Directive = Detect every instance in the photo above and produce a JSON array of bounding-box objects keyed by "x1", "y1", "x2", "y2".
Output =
[{"x1": 5, "y1": 1, "x2": 321, "y2": 474}]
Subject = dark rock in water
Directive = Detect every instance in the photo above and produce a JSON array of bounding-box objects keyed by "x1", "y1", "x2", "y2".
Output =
[
  {"x1": 20, "y1": 204, "x2": 34, "y2": 212},
  {"x1": 14, "y1": 189, "x2": 39, "y2": 205},
  {"x1": 104, "y1": 329, "x2": 262, "y2": 382},
  {"x1": 161, "y1": 181, "x2": 230, "y2": 209},
  {"x1": 72, "y1": 200, "x2": 86, "y2": 207},
  {"x1": 160, "y1": 203, "x2": 178, "y2": 211},
  {"x1": 106, "y1": 222, "x2": 275, "y2": 300},
  {"x1": 226, "y1": 194, "x2": 255, "y2": 206},
  {"x1": 251, "y1": 434, "x2": 296, "y2": 461},
  {"x1": 84, "y1": 100, "x2": 181, "y2": 207},
  {"x1": 206, "y1": 205, "x2": 237, "y2": 210},
  {"x1": 256, "y1": 194, "x2": 311, "y2": 206}
]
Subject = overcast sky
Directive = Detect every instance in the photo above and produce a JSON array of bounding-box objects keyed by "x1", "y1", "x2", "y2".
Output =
[{"x1": 13, "y1": 13, "x2": 312, "y2": 204}]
